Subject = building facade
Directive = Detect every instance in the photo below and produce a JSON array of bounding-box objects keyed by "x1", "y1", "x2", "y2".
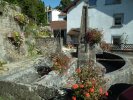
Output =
[
  {"x1": 46, "y1": 9, "x2": 66, "y2": 23},
  {"x1": 45, "y1": 8, "x2": 67, "y2": 44},
  {"x1": 66, "y1": 0, "x2": 133, "y2": 45}
]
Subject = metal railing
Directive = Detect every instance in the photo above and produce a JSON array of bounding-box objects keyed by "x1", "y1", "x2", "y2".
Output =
[{"x1": 109, "y1": 44, "x2": 133, "y2": 51}]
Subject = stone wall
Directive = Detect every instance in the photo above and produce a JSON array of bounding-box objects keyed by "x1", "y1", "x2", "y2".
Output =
[
  {"x1": 35, "y1": 37, "x2": 58, "y2": 56},
  {"x1": 0, "y1": 1, "x2": 23, "y2": 61}
]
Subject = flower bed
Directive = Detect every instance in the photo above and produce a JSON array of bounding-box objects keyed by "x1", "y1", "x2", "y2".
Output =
[{"x1": 71, "y1": 60, "x2": 108, "y2": 100}]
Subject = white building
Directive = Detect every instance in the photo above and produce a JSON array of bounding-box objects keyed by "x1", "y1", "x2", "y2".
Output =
[
  {"x1": 47, "y1": 9, "x2": 66, "y2": 23},
  {"x1": 45, "y1": 8, "x2": 67, "y2": 44},
  {"x1": 65, "y1": 0, "x2": 133, "y2": 46}
]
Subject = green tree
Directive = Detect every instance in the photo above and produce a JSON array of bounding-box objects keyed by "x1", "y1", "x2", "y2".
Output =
[
  {"x1": 4, "y1": 0, "x2": 47, "y2": 25},
  {"x1": 56, "y1": 0, "x2": 72, "y2": 10}
]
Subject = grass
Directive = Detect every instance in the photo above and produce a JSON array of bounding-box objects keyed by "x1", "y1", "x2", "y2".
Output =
[{"x1": 0, "y1": 96, "x2": 14, "y2": 100}]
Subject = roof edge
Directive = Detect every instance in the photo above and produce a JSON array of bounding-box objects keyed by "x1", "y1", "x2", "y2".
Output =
[{"x1": 63, "y1": 0, "x2": 81, "y2": 13}]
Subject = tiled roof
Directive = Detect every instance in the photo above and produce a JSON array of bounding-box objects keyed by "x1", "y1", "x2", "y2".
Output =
[
  {"x1": 67, "y1": 28, "x2": 80, "y2": 37},
  {"x1": 50, "y1": 21, "x2": 67, "y2": 30}
]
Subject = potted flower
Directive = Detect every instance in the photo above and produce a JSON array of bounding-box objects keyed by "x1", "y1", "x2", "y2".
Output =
[{"x1": 86, "y1": 28, "x2": 102, "y2": 46}]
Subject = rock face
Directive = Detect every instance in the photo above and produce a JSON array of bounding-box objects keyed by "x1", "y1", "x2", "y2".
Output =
[
  {"x1": 33, "y1": 56, "x2": 53, "y2": 76},
  {"x1": 0, "y1": 1, "x2": 24, "y2": 61},
  {"x1": 0, "y1": 81, "x2": 59, "y2": 100},
  {"x1": 34, "y1": 58, "x2": 77, "y2": 88},
  {"x1": 35, "y1": 37, "x2": 58, "y2": 56},
  {"x1": 0, "y1": 55, "x2": 77, "y2": 100}
]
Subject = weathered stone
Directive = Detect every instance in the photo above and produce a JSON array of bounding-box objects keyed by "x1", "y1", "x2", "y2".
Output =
[
  {"x1": 34, "y1": 58, "x2": 77, "y2": 88},
  {"x1": 0, "y1": 1, "x2": 27, "y2": 62},
  {"x1": 0, "y1": 81, "x2": 42, "y2": 100},
  {"x1": 35, "y1": 37, "x2": 57, "y2": 56},
  {"x1": 104, "y1": 53, "x2": 133, "y2": 91},
  {"x1": 33, "y1": 56, "x2": 53, "y2": 69},
  {"x1": 78, "y1": 44, "x2": 89, "y2": 67}
]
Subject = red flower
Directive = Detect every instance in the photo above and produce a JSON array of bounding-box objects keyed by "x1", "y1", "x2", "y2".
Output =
[
  {"x1": 105, "y1": 92, "x2": 108, "y2": 96},
  {"x1": 99, "y1": 87, "x2": 103, "y2": 95},
  {"x1": 72, "y1": 96, "x2": 76, "y2": 100},
  {"x1": 76, "y1": 68, "x2": 81, "y2": 73},
  {"x1": 89, "y1": 88, "x2": 94, "y2": 93},
  {"x1": 85, "y1": 93, "x2": 90, "y2": 98},
  {"x1": 72, "y1": 84, "x2": 79, "y2": 89},
  {"x1": 79, "y1": 84, "x2": 84, "y2": 88}
]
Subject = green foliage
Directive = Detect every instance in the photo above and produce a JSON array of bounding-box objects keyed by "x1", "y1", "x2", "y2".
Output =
[
  {"x1": 24, "y1": 21, "x2": 38, "y2": 38},
  {"x1": 25, "y1": 21, "x2": 52, "y2": 38},
  {"x1": 36, "y1": 27, "x2": 52, "y2": 37},
  {"x1": 0, "y1": 0, "x2": 6, "y2": 8},
  {"x1": 37, "y1": 31, "x2": 51, "y2": 37},
  {"x1": 12, "y1": 31, "x2": 23, "y2": 48},
  {"x1": 26, "y1": 39, "x2": 41, "y2": 57},
  {"x1": 0, "y1": 97, "x2": 3, "y2": 100},
  {"x1": 56, "y1": 0, "x2": 72, "y2": 10},
  {"x1": 14, "y1": 13, "x2": 28, "y2": 25},
  {"x1": 4, "y1": 0, "x2": 47, "y2": 25},
  {"x1": 0, "y1": 60, "x2": 7, "y2": 70},
  {"x1": 0, "y1": 96, "x2": 13, "y2": 100},
  {"x1": 7, "y1": 31, "x2": 23, "y2": 49},
  {"x1": 0, "y1": 0, "x2": 8, "y2": 12}
]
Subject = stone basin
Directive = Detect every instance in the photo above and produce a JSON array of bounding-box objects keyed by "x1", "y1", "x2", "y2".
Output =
[
  {"x1": 96, "y1": 52, "x2": 125, "y2": 73},
  {"x1": 96, "y1": 52, "x2": 133, "y2": 90}
]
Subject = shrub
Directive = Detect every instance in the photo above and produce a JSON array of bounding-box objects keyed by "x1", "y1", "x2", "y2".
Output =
[
  {"x1": 27, "y1": 41, "x2": 41, "y2": 57},
  {"x1": 7, "y1": 31, "x2": 23, "y2": 49},
  {"x1": 71, "y1": 60, "x2": 108, "y2": 100},
  {"x1": 0, "y1": 60, "x2": 7, "y2": 70},
  {"x1": 100, "y1": 41, "x2": 112, "y2": 52},
  {"x1": 37, "y1": 31, "x2": 51, "y2": 37},
  {"x1": 24, "y1": 21, "x2": 38, "y2": 38},
  {"x1": 86, "y1": 29, "x2": 103, "y2": 46},
  {"x1": 36, "y1": 27, "x2": 52, "y2": 37},
  {"x1": 14, "y1": 13, "x2": 29, "y2": 25},
  {"x1": 51, "y1": 53, "x2": 70, "y2": 73}
]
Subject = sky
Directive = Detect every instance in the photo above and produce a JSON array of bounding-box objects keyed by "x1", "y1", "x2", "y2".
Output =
[{"x1": 43, "y1": 0, "x2": 61, "y2": 8}]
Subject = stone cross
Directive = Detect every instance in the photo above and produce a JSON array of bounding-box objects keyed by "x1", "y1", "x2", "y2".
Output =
[{"x1": 77, "y1": 5, "x2": 89, "y2": 67}]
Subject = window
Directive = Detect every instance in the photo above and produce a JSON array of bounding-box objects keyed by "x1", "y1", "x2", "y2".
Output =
[
  {"x1": 112, "y1": 36, "x2": 121, "y2": 45},
  {"x1": 105, "y1": 0, "x2": 121, "y2": 5},
  {"x1": 113, "y1": 13, "x2": 124, "y2": 26},
  {"x1": 88, "y1": 0, "x2": 97, "y2": 6}
]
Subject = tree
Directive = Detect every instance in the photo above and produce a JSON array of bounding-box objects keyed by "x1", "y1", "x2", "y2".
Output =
[
  {"x1": 56, "y1": 0, "x2": 72, "y2": 10},
  {"x1": 3, "y1": 0, "x2": 47, "y2": 25}
]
